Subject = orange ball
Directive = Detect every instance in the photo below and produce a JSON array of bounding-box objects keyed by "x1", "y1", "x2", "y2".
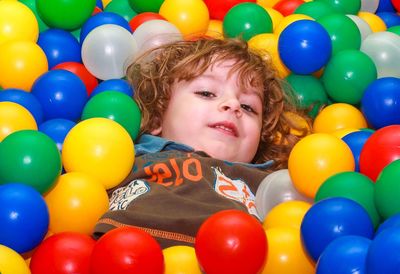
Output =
[
  {"x1": 288, "y1": 133, "x2": 355, "y2": 198},
  {"x1": 163, "y1": 246, "x2": 202, "y2": 274},
  {"x1": 263, "y1": 200, "x2": 312, "y2": 230},
  {"x1": 206, "y1": 19, "x2": 223, "y2": 39},
  {"x1": 358, "y1": 11, "x2": 386, "y2": 33}
]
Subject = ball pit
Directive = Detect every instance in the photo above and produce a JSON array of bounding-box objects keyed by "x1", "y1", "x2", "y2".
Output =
[{"x1": 0, "y1": 0, "x2": 400, "y2": 272}]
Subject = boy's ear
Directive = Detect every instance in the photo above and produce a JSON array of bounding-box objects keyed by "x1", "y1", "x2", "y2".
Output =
[{"x1": 150, "y1": 126, "x2": 162, "y2": 136}]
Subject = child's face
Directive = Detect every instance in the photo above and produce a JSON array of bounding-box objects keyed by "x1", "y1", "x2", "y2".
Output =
[{"x1": 154, "y1": 59, "x2": 263, "y2": 163}]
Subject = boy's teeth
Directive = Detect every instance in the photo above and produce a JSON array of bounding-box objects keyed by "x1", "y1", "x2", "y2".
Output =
[{"x1": 216, "y1": 125, "x2": 232, "y2": 132}]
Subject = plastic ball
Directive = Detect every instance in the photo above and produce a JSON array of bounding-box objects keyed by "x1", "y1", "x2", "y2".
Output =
[
  {"x1": 315, "y1": 171, "x2": 379, "y2": 228},
  {"x1": 263, "y1": 7, "x2": 284, "y2": 31},
  {"x1": 301, "y1": 197, "x2": 374, "y2": 261},
  {"x1": 358, "y1": 11, "x2": 387, "y2": 32},
  {"x1": 273, "y1": 0, "x2": 305, "y2": 16},
  {"x1": 205, "y1": 19, "x2": 224, "y2": 39},
  {"x1": 80, "y1": 11, "x2": 132, "y2": 44},
  {"x1": 129, "y1": 12, "x2": 166, "y2": 31},
  {"x1": 62, "y1": 118, "x2": 135, "y2": 189},
  {"x1": 0, "y1": 244, "x2": 30, "y2": 274},
  {"x1": 103, "y1": 0, "x2": 137, "y2": 22},
  {"x1": 294, "y1": 1, "x2": 335, "y2": 20},
  {"x1": 37, "y1": 29, "x2": 81, "y2": 69},
  {"x1": 163, "y1": 246, "x2": 202, "y2": 274},
  {"x1": 288, "y1": 133, "x2": 355, "y2": 199},
  {"x1": 341, "y1": 130, "x2": 374, "y2": 172},
  {"x1": 0, "y1": 130, "x2": 61, "y2": 193},
  {"x1": 376, "y1": 11, "x2": 400, "y2": 28},
  {"x1": 0, "y1": 183, "x2": 49, "y2": 253},
  {"x1": 261, "y1": 227, "x2": 315, "y2": 274},
  {"x1": 361, "y1": 31, "x2": 400, "y2": 78},
  {"x1": 313, "y1": 103, "x2": 367, "y2": 133},
  {"x1": 346, "y1": 14, "x2": 372, "y2": 41},
  {"x1": 0, "y1": 88, "x2": 44, "y2": 124},
  {"x1": 223, "y1": 2, "x2": 272, "y2": 41},
  {"x1": 31, "y1": 69, "x2": 88, "y2": 121},
  {"x1": 90, "y1": 226, "x2": 164, "y2": 274},
  {"x1": 195, "y1": 210, "x2": 267, "y2": 274},
  {"x1": 36, "y1": 0, "x2": 96, "y2": 30},
  {"x1": 90, "y1": 79, "x2": 133, "y2": 98},
  {"x1": 52, "y1": 62, "x2": 99, "y2": 96},
  {"x1": 376, "y1": 213, "x2": 400, "y2": 235},
  {"x1": 159, "y1": 0, "x2": 210, "y2": 38},
  {"x1": 0, "y1": 1, "x2": 38, "y2": 46},
  {"x1": 314, "y1": 0, "x2": 361, "y2": 14},
  {"x1": 360, "y1": 0, "x2": 379, "y2": 12},
  {"x1": 39, "y1": 119, "x2": 76, "y2": 151},
  {"x1": 274, "y1": 14, "x2": 313, "y2": 37},
  {"x1": 81, "y1": 91, "x2": 141, "y2": 141},
  {"x1": 316, "y1": 235, "x2": 371, "y2": 274},
  {"x1": 44, "y1": 172, "x2": 109, "y2": 235},
  {"x1": 366, "y1": 227, "x2": 400, "y2": 274},
  {"x1": 0, "y1": 101, "x2": 37, "y2": 141},
  {"x1": 263, "y1": 200, "x2": 312, "y2": 230},
  {"x1": 278, "y1": 20, "x2": 332, "y2": 75},
  {"x1": 30, "y1": 232, "x2": 96, "y2": 274},
  {"x1": 204, "y1": 0, "x2": 256, "y2": 21},
  {"x1": 128, "y1": 0, "x2": 164, "y2": 13},
  {"x1": 0, "y1": 40, "x2": 48, "y2": 91},
  {"x1": 322, "y1": 49, "x2": 377, "y2": 105},
  {"x1": 19, "y1": 0, "x2": 49, "y2": 32},
  {"x1": 81, "y1": 24, "x2": 137, "y2": 80},
  {"x1": 255, "y1": 169, "x2": 313, "y2": 220}
]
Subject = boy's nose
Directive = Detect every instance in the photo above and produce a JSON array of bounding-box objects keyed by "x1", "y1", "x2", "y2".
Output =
[{"x1": 219, "y1": 97, "x2": 242, "y2": 117}]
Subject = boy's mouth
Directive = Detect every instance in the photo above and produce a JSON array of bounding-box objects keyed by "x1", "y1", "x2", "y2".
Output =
[{"x1": 208, "y1": 121, "x2": 238, "y2": 137}]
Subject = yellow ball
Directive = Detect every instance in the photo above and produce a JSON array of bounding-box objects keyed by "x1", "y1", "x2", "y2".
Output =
[
  {"x1": 358, "y1": 11, "x2": 386, "y2": 33},
  {"x1": 206, "y1": 19, "x2": 223, "y2": 39},
  {"x1": 257, "y1": 0, "x2": 280, "y2": 8},
  {"x1": 44, "y1": 172, "x2": 109, "y2": 235},
  {"x1": 0, "y1": 101, "x2": 37, "y2": 141},
  {"x1": 261, "y1": 227, "x2": 315, "y2": 274},
  {"x1": 62, "y1": 118, "x2": 135, "y2": 189},
  {"x1": 263, "y1": 200, "x2": 312, "y2": 230},
  {"x1": 0, "y1": 1, "x2": 39, "y2": 46},
  {"x1": 330, "y1": 128, "x2": 359, "y2": 139},
  {"x1": 313, "y1": 103, "x2": 367, "y2": 134},
  {"x1": 248, "y1": 33, "x2": 290, "y2": 78},
  {"x1": 263, "y1": 7, "x2": 284, "y2": 31},
  {"x1": 0, "y1": 40, "x2": 48, "y2": 91},
  {"x1": 159, "y1": 0, "x2": 210, "y2": 38},
  {"x1": 163, "y1": 245, "x2": 202, "y2": 274},
  {"x1": 288, "y1": 133, "x2": 355, "y2": 199},
  {"x1": 275, "y1": 14, "x2": 313, "y2": 37},
  {"x1": 0, "y1": 244, "x2": 31, "y2": 274}
]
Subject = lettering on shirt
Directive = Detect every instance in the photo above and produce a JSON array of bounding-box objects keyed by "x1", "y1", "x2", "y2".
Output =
[
  {"x1": 212, "y1": 167, "x2": 260, "y2": 218},
  {"x1": 109, "y1": 180, "x2": 150, "y2": 211}
]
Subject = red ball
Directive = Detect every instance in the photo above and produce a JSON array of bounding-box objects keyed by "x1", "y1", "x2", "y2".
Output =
[
  {"x1": 195, "y1": 210, "x2": 267, "y2": 274},
  {"x1": 90, "y1": 227, "x2": 164, "y2": 274},
  {"x1": 392, "y1": 0, "x2": 400, "y2": 12},
  {"x1": 52, "y1": 62, "x2": 98, "y2": 96},
  {"x1": 273, "y1": 0, "x2": 305, "y2": 16},
  {"x1": 360, "y1": 125, "x2": 400, "y2": 181},
  {"x1": 30, "y1": 232, "x2": 96, "y2": 274},
  {"x1": 203, "y1": 0, "x2": 256, "y2": 20},
  {"x1": 129, "y1": 12, "x2": 166, "y2": 31}
]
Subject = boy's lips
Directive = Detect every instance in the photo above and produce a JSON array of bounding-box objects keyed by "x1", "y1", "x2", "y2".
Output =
[{"x1": 208, "y1": 121, "x2": 238, "y2": 137}]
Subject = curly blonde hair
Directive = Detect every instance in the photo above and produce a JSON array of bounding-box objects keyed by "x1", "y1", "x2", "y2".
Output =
[{"x1": 126, "y1": 38, "x2": 310, "y2": 170}]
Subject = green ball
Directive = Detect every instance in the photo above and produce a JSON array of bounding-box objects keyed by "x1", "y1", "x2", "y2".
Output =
[
  {"x1": 315, "y1": 171, "x2": 380, "y2": 228},
  {"x1": 105, "y1": 0, "x2": 138, "y2": 22},
  {"x1": 387, "y1": 26, "x2": 400, "y2": 36},
  {"x1": 128, "y1": 0, "x2": 164, "y2": 13},
  {"x1": 314, "y1": 0, "x2": 361, "y2": 15},
  {"x1": 81, "y1": 91, "x2": 142, "y2": 141},
  {"x1": 19, "y1": 0, "x2": 49, "y2": 32},
  {"x1": 294, "y1": 1, "x2": 335, "y2": 20},
  {"x1": 223, "y1": 3, "x2": 272, "y2": 41},
  {"x1": 375, "y1": 160, "x2": 400, "y2": 220},
  {"x1": 284, "y1": 74, "x2": 328, "y2": 118},
  {"x1": 0, "y1": 130, "x2": 62, "y2": 194},
  {"x1": 322, "y1": 49, "x2": 377, "y2": 105},
  {"x1": 36, "y1": 0, "x2": 96, "y2": 30},
  {"x1": 317, "y1": 13, "x2": 361, "y2": 56}
]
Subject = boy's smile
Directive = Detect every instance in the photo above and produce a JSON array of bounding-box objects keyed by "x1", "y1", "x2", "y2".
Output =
[{"x1": 154, "y1": 59, "x2": 263, "y2": 163}]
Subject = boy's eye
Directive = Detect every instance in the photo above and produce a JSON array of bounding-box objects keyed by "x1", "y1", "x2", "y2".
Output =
[
  {"x1": 241, "y1": 104, "x2": 256, "y2": 113},
  {"x1": 195, "y1": 91, "x2": 216, "y2": 98}
]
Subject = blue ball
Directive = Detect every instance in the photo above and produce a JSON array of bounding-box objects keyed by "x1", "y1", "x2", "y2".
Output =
[
  {"x1": 376, "y1": 0, "x2": 396, "y2": 13},
  {"x1": 278, "y1": 20, "x2": 332, "y2": 75},
  {"x1": 31, "y1": 70, "x2": 88, "y2": 122},
  {"x1": 96, "y1": 0, "x2": 103, "y2": 9},
  {"x1": 37, "y1": 29, "x2": 82, "y2": 69},
  {"x1": 90, "y1": 78, "x2": 134, "y2": 98},
  {"x1": 0, "y1": 88, "x2": 44, "y2": 124},
  {"x1": 316, "y1": 235, "x2": 371, "y2": 274},
  {"x1": 0, "y1": 183, "x2": 49, "y2": 253},
  {"x1": 376, "y1": 213, "x2": 400, "y2": 235},
  {"x1": 80, "y1": 12, "x2": 131, "y2": 44},
  {"x1": 366, "y1": 227, "x2": 400, "y2": 274},
  {"x1": 39, "y1": 119, "x2": 76, "y2": 151},
  {"x1": 376, "y1": 12, "x2": 400, "y2": 28},
  {"x1": 342, "y1": 130, "x2": 374, "y2": 172},
  {"x1": 361, "y1": 77, "x2": 400, "y2": 129},
  {"x1": 301, "y1": 197, "x2": 374, "y2": 261}
]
